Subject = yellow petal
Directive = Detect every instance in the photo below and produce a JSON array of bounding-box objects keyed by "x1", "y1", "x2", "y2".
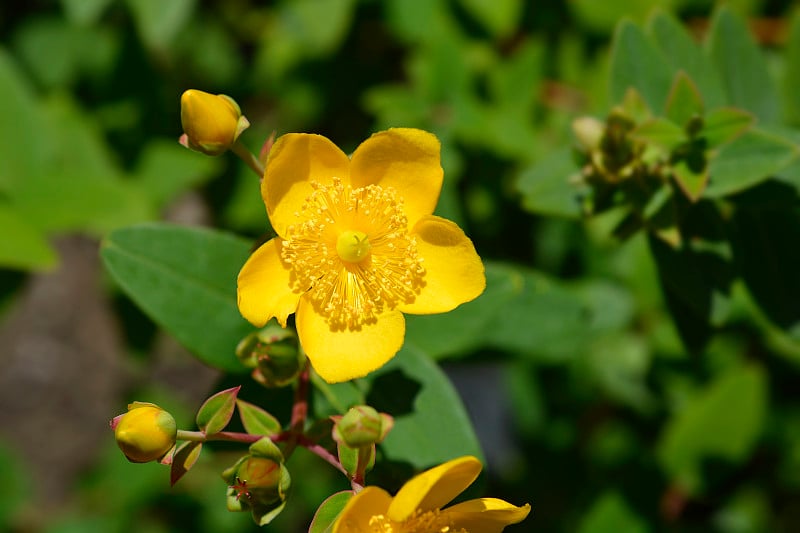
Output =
[
  {"x1": 237, "y1": 238, "x2": 302, "y2": 327},
  {"x1": 387, "y1": 456, "x2": 482, "y2": 522},
  {"x1": 333, "y1": 487, "x2": 393, "y2": 533},
  {"x1": 295, "y1": 298, "x2": 405, "y2": 383},
  {"x1": 350, "y1": 128, "x2": 443, "y2": 229},
  {"x1": 262, "y1": 133, "x2": 351, "y2": 238},
  {"x1": 398, "y1": 215, "x2": 485, "y2": 315},
  {"x1": 444, "y1": 498, "x2": 532, "y2": 533}
]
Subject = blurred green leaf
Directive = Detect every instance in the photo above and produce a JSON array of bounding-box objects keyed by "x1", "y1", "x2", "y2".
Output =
[
  {"x1": 0, "y1": 443, "x2": 30, "y2": 526},
  {"x1": 59, "y1": 0, "x2": 115, "y2": 26},
  {"x1": 101, "y1": 223, "x2": 254, "y2": 372},
  {"x1": 578, "y1": 492, "x2": 649, "y2": 533},
  {"x1": 133, "y1": 139, "x2": 222, "y2": 209},
  {"x1": 701, "y1": 108, "x2": 754, "y2": 148},
  {"x1": 385, "y1": 0, "x2": 451, "y2": 44},
  {"x1": 785, "y1": 11, "x2": 800, "y2": 125},
  {"x1": 516, "y1": 148, "x2": 584, "y2": 218},
  {"x1": 658, "y1": 364, "x2": 767, "y2": 494},
  {"x1": 705, "y1": 129, "x2": 799, "y2": 198},
  {"x1": 571, "y1": 0, "x2": 671, "y2": 33},
  {"x1": 456, "y1": 0, "x2": 522, "y2": 38},
  {"x1": 633, "y1": 117, "x2": 685, "y2": 151},
  {"x1": 665, "y1": 72, "x2": 703, "y2": 127},
  {"x1": 0, "y1": 205, "x2": 58, "y2": 271},
  {"x1": 707, "y1": 7, "x2": 779, "y2": 124},
  {"x1": 609, "y1": 20, "x2": 673, "y2": 111},
  {"x1": 125, "y1": 0, "x2": 196, "y2": 50},
  {"x1": 648, "y1": 10, "x2": 727, "y2": 110}
]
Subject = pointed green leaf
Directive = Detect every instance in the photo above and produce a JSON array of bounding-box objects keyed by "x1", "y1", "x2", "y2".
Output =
[
  {"x1": 665, "y1": 72, "x2": 704, "y2": 127},
  {"x1": 648, "y1": 10, "x2": 727, "y2": 109},
  {"x1": 705, "y1": 129, "x2": 799, "y2": 197},
  {"x1": 633, "y1": 117, "x2": 685, "y2": 151},
  {"x1": 707, "y1": 7, "x2": 779, "y2": 124},
  {"x1": 196, "y1": 386, "x2": 240, "y2": 435},
  {"x1": 516, "y1": 148, "x2": 585, "y2": 218},
  {"x1": 309, "y1": 491, "x2": 353, "y2": 533},
  {"x1": 672, "y1": 160, "x2": 709, "y2": 201},
  {"x1": 456, "y1": 0, "x2": 522, "y2": 38},
  {"x1": 702, "y1": 108, "x2": 754, "y2": 148},
  {"x1": 170, "y1": 441, "x2": 202, "y2": 486},
  {"x1": 578, "y1": 492, "x2": 649, "y2": 533},
  {"x1": 100, "y1": 223, "x2": 254, "y2": 372},
  {"x1": 658, "y1": 364, "x2": 767, "y2": 494},
  {"x1": 236, "y1": 399, "x2": 282, "y2": 437},
  {"x1": 609, "y1": 20, "x2": 672, "y2": 112}
]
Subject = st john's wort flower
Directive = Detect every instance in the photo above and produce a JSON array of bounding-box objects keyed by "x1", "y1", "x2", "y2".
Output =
[{"x1": 237, "y1": 128, "x2": 485, "y2": 383}]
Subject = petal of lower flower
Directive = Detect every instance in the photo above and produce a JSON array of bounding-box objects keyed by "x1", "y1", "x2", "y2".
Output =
[
  {"x1": 349, "y1": 128, "x2": 443, "y2": 230},
  {"x1": 295, "y1": 298, "x2": 405, "y2": 383},
  {"x1": 388, "y1": 456, "x2": 482, "y2": 522},
  {"x1": 237, "y1": 238, "x2": 302, "y2": 327},
  {"x1": 262, "y1": 133, "x2": 351, "y2": 238},
  {"x1": 444, "y1": 498, "x2": 532, "y2": 533},
  {"x1": 332, "y1": 487, "x2": 393, "y2": 533},
  {"x1": 398, "y1": 215, "x2": 486, "y2": 315}
]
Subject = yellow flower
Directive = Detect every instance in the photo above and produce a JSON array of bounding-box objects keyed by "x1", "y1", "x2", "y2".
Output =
[
  {"x1": 237, "y1": 128, "x2": 485, "y2": 383},
  {"x1": 333, "y1": 456, "x2": 530, "y2": 533},
  {"x1": 112, "y1": 402, "x2": 177, "y2": 463},
  {"x1": 180, "y1": 89, "x2": 249, "y2": 155}
]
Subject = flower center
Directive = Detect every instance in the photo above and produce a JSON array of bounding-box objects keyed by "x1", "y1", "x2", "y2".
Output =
[
  {"x1": 367, "y1": 510, "x2": 467, "y2": 533},
  {"x1": 281, "y1": 178, "x2": 425, "y2": 330},
  {"x1": 337, "y1": 230, "x2": 371, "y2": 263}
]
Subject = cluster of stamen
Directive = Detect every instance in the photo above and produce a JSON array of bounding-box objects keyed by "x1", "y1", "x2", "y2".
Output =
[
  {"x1": 367, "y1": 510, "x2": 467, "y2": 533},
  {"x1": 281, "y1": 178, "x2": 425, "y2": 330}
]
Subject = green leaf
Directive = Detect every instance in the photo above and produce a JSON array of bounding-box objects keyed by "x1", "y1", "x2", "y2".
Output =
[
  {"x1": 609, "y1": 20, "x2": 673, "y2": 112},
  {"x1": 0, "y1": 205, "x2": 58, "y2": 271},
  {"x1": 648, "y1": 10, "x2": 727, "y2": 110},
  {"x1": 578, "y1": 492, "x2": 649, "y2": 533},
  {"x1": 701, "y1": 108, "x2": 754, "y2": 148},
  {"x1": 516, "y1": 148, "x2": 585, "y2": 218},
  {"x1": 236, "y1": 399, "x2": 282, "y2": 437},
  {"x1": 309, "y1": 491, "x2": 353, "y2": 533},
  {"x1": 125, "y1": 0, "x2": 196, "y2": 50},
  {"x1": 170, "y1": 441, "x2": 202, "y2": 486},
  {"x1": 705, "y1": 129, "x2": 799, "y2": 197},
  {"x1": 196, "y1": 386, "x2": 240, "y2": 435},
  {"x1": 456, "y1": 0, "x2": 522, "y2": 38},
  {"x1": 672, "y1": 159, "x2": 709, "y2": 201},
  {"x1": 665, "y1": 72, "x2": 704, "y2": 127},
  {"x1": 0, "y1": 443, "x2": 31, "y2": 525},
  {"x1": 707, "y1": 7, "x2": 779, "y2": 124},
  {"x1": 100, "y1": 223, "x2": 254, "y2": 372},
  {"x1": 784, "y1": 11, "x2": 800, "y2": 124},
  {"x1": 363, "y1": 346, "x2": 482, "y2": 468},
  {"x1": 657, "y1": 364, "x2": 767, "y2": 494},
  {"x1": 633, "y1": 117, "x2": 685, "y2": 151},
  {"x1": 59, "y1": 0, "x2": 115, "y2": 25}
]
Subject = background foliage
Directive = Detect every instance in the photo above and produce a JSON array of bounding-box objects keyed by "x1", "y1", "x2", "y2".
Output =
[{"x1": 1, "y1": 0, "x2": 800, "y2": 531}]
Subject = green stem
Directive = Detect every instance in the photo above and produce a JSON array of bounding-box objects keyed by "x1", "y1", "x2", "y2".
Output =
[
  {"x1": 231, "y1": 140, "x2": 265, "y2": 178},
  {"x1": 176, "y1": 430, "x2": 263, "y2": 444}
]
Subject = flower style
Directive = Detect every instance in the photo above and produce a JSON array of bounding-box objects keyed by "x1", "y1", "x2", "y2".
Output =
[
  {"x1": 237, "y1": 128, "x2": 485, "y2": 383},
  {"x1": 332, "y1": 455, "x2": 530, "y2": 532}
]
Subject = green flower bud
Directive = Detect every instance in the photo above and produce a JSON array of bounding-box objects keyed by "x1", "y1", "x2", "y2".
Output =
[
  {"x1": 332, "y1": 405, "x2": 394, "y2": 448},
  {"x1": 111, "y1": 402, "x2": 177, "y2": 463},
  {"x1": 236, "y1": 322, "x2": 304, "y2": 387},
  {"x1": 180, "y1": 89, "x2": 249, "y2": 155}
]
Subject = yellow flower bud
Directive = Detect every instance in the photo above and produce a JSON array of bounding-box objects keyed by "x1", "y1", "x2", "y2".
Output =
[
  {"x1": 180, "y1": 89, "x2": 249, "y2": 155},
  {"x1": 112, "y1": 402, "x2": 177, "y2": 463}
]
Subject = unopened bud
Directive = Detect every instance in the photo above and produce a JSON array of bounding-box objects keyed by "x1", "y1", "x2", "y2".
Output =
[
  {"x1": 223, "y1": 439, "x2": 291, "y2": 525},
  {"x1": 332, "y1": 405, "x2": 394, "y2": 448},
  {"x1": 111, "y1": 402, "x2": 177, "y2": 463},
  {"x1": 236, "y1": 322, "x2": 304, "y2": 387},
  {"x1": 180, "y1": 89, "x2": 249, "y2": 155},
  {"x1": 572, "y1": 117, "x2": 604, "y2": 152}
]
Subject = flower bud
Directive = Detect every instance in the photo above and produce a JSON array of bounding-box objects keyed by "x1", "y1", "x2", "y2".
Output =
[
  {"x1": 236, "y1": 322, "x2": 304, "y2": 387},
  {"x1": 332, "y1": 405, "x2": 394, "y2": 448},
  {"x1": 180, "y1": 89, "x2": 249, "y2": 155},
  {"x1": 572, "y1": 116, "x2": 604, "y2": 152},
  {"x1": 111, "y1": 402, "x2": 177, "y2": 463}
]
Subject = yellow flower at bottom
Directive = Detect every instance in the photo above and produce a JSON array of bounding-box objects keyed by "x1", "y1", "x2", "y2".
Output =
[
  {"x1": 332, "y1": 456, "x2": 530, "y2": 533},
  {"x1": 237, "y1": 128, "x2": 486, "y2": 383}
]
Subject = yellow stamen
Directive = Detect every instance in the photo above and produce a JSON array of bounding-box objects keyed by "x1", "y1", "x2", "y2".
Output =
[{"x1": 281, "y1": 178, "x2": 425, "y2": 330}]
